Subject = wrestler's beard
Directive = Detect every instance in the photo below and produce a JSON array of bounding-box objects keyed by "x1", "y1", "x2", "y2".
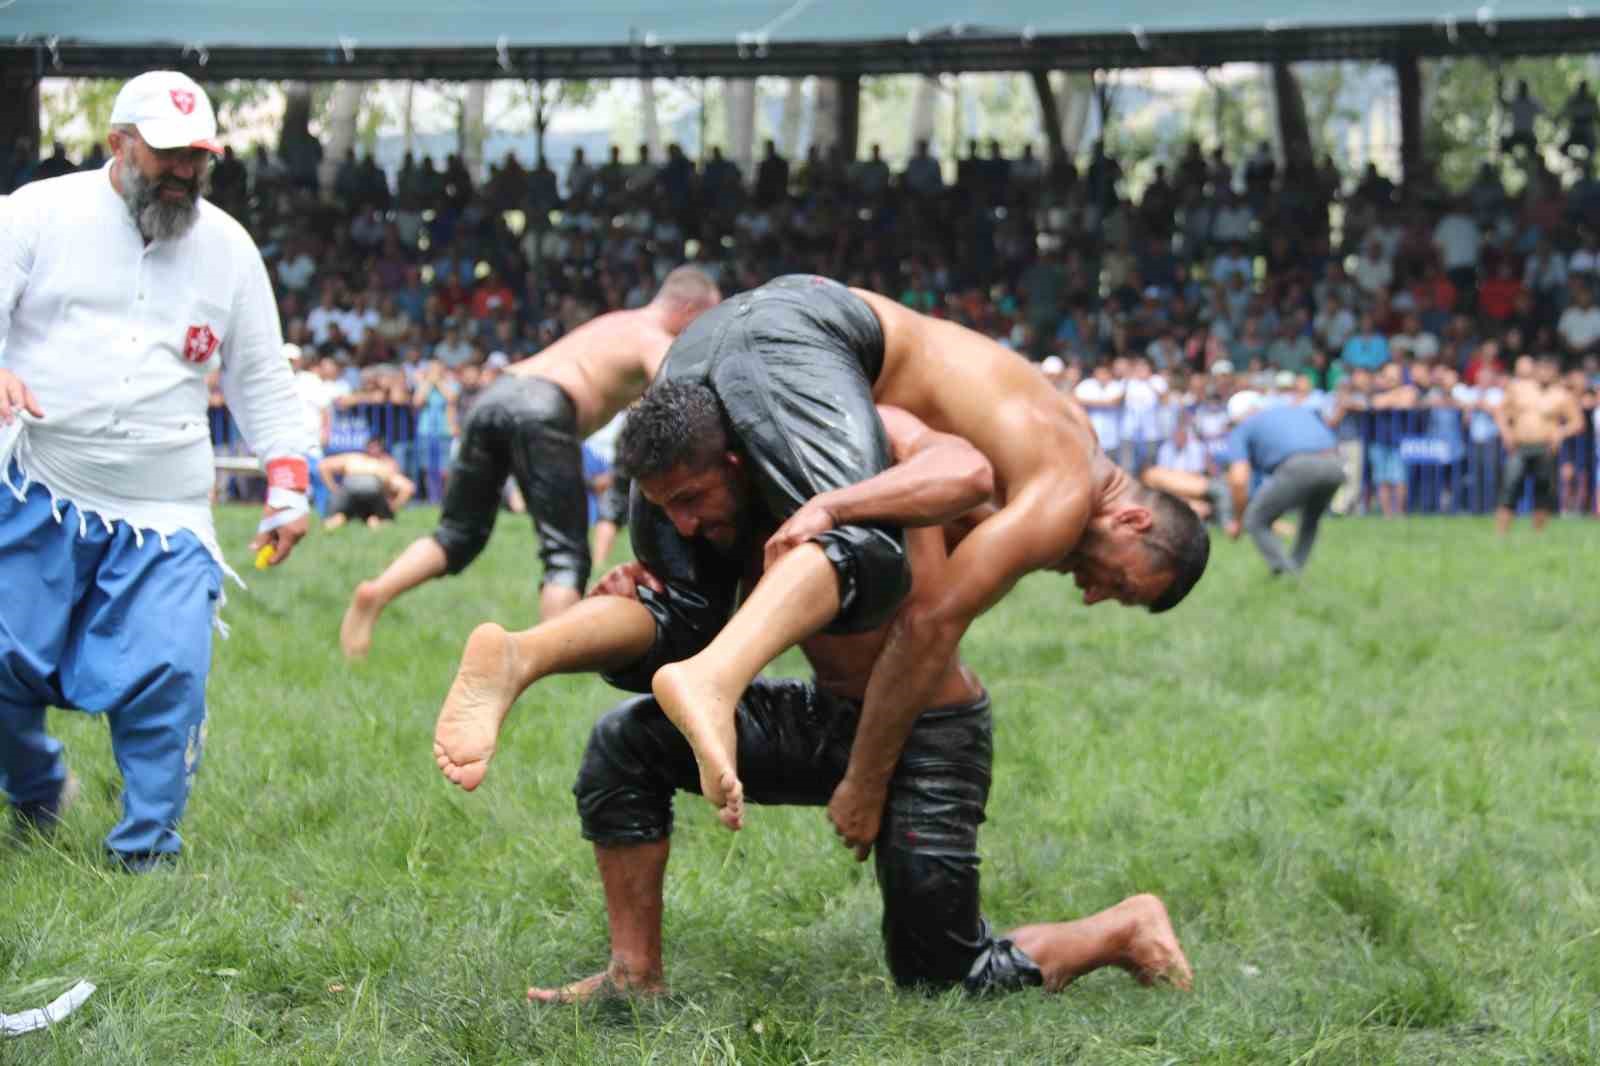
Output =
[{"x1": 118, "y1": 154, "x2": 203, "y2": 241}]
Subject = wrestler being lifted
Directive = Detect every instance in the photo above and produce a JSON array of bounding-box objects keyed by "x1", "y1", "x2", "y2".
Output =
[
  {"x1": 430, "y1": 397, "x2": 1192, "y2": 1000},
  {"x1": 608, "y1": 276, "x2": 1209, "y2": 830},
  {"x1": 338, "y1": 267, "x2": 719, "y2": 658}
]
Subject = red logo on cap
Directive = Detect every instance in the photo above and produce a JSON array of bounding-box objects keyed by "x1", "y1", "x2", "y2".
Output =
[
  {"x1": 170, "y1": 89, "x2": 196, "y2": 115},
  {"x1": 183, "y1": 324, "x2": 219, "y2": 364}
]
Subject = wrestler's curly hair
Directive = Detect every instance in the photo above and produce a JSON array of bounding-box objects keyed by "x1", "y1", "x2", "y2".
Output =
[
  {"x1": 1139, "y1": 486, "x2": 1211, "y2": 613},
  {"x1": 617, "y1": 380, "x2": 731, "y2": 481}
]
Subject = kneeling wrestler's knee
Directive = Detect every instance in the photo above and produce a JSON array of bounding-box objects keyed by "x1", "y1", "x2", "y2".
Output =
[{"x1": 573, "y1": 699, "x2": 675, "y2": 845}]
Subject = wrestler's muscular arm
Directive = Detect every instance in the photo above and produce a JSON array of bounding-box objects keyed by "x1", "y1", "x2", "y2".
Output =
[
  {"x1": 829, "y1": 481, "x2": 1088, "y2": 857},
  {"x1": 763, "y1": 406, "x2": 995, "y2": 568},
  {"x1": 825, "y1": 295, "x2": 1095, "y2": 855}
]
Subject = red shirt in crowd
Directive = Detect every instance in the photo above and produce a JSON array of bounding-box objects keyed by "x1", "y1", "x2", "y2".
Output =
[
  {"x1": 471, "y1": 281, "x2": 516, "y2": 320},
  {"x1": 1477, "y1": 276, "x2": 1524, "y2": 321}
]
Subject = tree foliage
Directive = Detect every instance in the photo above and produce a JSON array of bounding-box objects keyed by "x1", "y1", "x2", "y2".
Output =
[{"x1": 1427, "y1": 55, "x2": 1592, "y2": 192}]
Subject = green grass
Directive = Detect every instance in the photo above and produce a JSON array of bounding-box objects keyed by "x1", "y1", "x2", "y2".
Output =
[{"x1": 3, "y1": 508, "x2": 1598, "y2": 1064}]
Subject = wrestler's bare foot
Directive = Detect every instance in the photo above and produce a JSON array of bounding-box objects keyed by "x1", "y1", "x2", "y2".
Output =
[
  {"x1": 434, "y1": 622, "x2": 525, "y2": 791},
  {"x1": 1116, "y1": 894, "x2": 1193, "y2": 991},
  {"x1": 527, "y1": 963, "x2": 665, "y2": 1004},
  {"x1": 340, "y1": 581, "x2": 384, "y2": 659},
  {"x1": 651, "y1": 661, "x2": 745, "y2": 830},
  {"x1": 324, "y1": 513, "x2": 348, "y2": 530}
]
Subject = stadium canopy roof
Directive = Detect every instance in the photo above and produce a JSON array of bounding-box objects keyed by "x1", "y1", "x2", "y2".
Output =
[{"x1": 2, "y1": 0, "x2": 1597, "y2": 81}]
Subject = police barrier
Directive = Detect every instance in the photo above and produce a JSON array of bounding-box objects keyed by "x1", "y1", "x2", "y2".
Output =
[
  {"x1": 211, "y1": 403, "x2": 1597, "y2": 517},
  {"x1": 209, "y1": 402, "x2": 453, "y2": 503}
]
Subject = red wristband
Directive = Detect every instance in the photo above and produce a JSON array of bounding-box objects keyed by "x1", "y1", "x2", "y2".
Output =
[{"x1": 265, "y1": 456, "x2": 309, "y2": 493}]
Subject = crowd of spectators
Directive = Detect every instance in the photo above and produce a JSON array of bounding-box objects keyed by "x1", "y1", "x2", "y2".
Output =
[{"x1": 5, "y1": 86, "x2": 1599, "y2": 516}]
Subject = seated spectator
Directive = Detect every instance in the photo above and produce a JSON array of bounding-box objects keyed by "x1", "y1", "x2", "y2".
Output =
[
  {"x1": 1559, "y1": 280, "x2": 1600, "y2": 361},
  {"x1": 1266, "y1": 310, "x2": 1315, "y2": 374},
  {"x1": 1352, "y1": 237, "x2": 1395, "y2": 299},
  {"x1": 1390, "y1": 313, "x2": 1441, "y2": 364},
  {"x1": 1211, "y1": 240, "x2": 1253, "y2": 286},
  {"x1": 1478, "y1": 259, "x2": 1525, "y2": 323},
  {"x1": 432, "y1": 319, "x2": 475, "y2": 369},
  {"x1": 1314, "y1": 292, "x2": 1357, "y2": 353},
  {"x1": 1341, "y1": 313, "x2": 1391, "y2": 371},
  {"x1": 470, "y1": 267, "x2": 517, "y2": 321}
]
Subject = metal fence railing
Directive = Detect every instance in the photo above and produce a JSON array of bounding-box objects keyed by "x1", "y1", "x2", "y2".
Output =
[{"x1": 210, "y1": 403, "x2": 1598, "y2": 517}]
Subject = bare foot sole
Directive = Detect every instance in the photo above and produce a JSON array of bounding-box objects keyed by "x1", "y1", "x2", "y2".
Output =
[
  {"x1": 651, "y1": 662, "x2": 744, "y2": 829},
  {"x1": 527, "y1": 968, "x2": 666, "y2": 1004},
  {"x1": 1120, "y1": 894, "x2": 1194, "y2": 991},
  {"x1": 340, "y1": 581, "x2": 383, "y2": 659},
  {"x1": 433, "y1": 622, "x2": 523, "y2": 791}
]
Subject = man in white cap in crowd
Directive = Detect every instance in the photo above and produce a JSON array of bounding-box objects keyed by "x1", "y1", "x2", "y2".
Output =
[
  {"x1": 1223, "y1": 389, "x2": 1345, "y2": 576},
  {"x1": 0, "y1": 71, "x2": 313, "y2": 871}
]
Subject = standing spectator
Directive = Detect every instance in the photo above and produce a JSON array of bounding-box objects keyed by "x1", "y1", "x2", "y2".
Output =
[
  {"x1": 1120, "y1": 356, "x2": 1169, "y2": 475},
  {"x1": 1075, "y1": 361, "x2": 1125, "y2": 462},
  {"x1": 1524, "y1": 238, "x2": 1569, "y2": 320},
  {"x1": 411, "y1": 359, "x2": 458, "y2": 501},
  {"x1": 902, "y1": 139, "x2": 943, "y2": 200},
  {"x1": 1501, "y1": 79, "x2": 1543, "y2": 156},
  {"x1": 755, "y1": 140, "x2": 789, "y2": 206},
  {"x1": 1454, "y1": 365, "x2": 1506, "y2": 511},
  {"x1": 1561, "y1": 81, "x2": 1599, "y2": 159}
]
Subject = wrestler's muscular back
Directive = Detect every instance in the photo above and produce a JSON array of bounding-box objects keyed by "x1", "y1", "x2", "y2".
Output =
[
  {"x1": 508, "y1": 309, "x2": 676, "y2": 437},
  {"x1": 855, "y1": 289, "x2": 1097, "y2": 510}
]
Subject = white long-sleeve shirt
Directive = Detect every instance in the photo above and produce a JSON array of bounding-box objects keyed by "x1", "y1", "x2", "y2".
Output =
[{"x1": 0, "y1": 163, "x2": 311, "y2": 571}]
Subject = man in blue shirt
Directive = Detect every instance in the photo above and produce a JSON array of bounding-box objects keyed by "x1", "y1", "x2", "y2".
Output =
[{"x1": 1225, "y1": 392, "x2": 1346, "y2": 575}]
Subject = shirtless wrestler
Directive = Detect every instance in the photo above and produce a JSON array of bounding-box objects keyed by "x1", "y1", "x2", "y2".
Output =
[
  {"x1": 1494, "y1": 355, "x2": 1585, "y2": 533},
  {"x1": 339, "y1": 267, "x2": 719, "y2": 656}
]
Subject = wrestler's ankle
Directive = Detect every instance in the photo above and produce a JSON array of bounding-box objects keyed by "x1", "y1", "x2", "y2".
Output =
[{"x1": 606, "y1": 954, "x2": 664, "y2": 988}]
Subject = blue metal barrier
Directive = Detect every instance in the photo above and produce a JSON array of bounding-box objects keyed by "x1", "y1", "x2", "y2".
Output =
[
  {"x1": 1348, "y1": 408, "x2": 1596, "y2": 515},
  {"x1": 208, "y1": 401, "x2": 1597, "y2": 516},
  {"x1": 210, "y1": 401, "x2": 454, "y2": 504}
]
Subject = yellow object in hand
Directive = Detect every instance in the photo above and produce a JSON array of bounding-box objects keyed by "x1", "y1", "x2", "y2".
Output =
[{"x1": 254, "y1": 544, "x2": 275, "y2": 570}]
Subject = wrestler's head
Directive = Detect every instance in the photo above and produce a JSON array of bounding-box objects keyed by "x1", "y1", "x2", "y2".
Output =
[
  {"x1": 650, "y1": 267, "x2": 723, "y2": 335},
  {"x1": 1055, "y1": 485, "x2": 1209, "y2": 613},
  {"x1": 619, "y1": 380, "x2": 751, "y2": 551},
  {"x1": 1535, "y1": 355, "x2": 1561, "y2": 386}
]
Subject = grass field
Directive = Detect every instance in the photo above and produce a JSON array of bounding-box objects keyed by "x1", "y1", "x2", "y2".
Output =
[{"x1": 2, "y1": 506, "x2": 1597, "y2": 1065}]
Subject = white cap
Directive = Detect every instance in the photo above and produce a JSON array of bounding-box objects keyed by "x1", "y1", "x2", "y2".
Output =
[
  {"x1": 110, "y1": 71, "x2": 221, "y2": 154},
  {"x1": 1211, "y1": 359, "x2": 1235, "y2": 375},
  {"x1": 1040, "y1": 355, "x2": 1066, "y2": 375},
  {"x1": 1228, "y1": 390, "x2": 1264, "y2": 423},
  {"x1": 282, "y1": 342, "x2": 302, "y2": 363},
  {"x1": 486, "y1": 351, "x2": 511, "y2": 369}
]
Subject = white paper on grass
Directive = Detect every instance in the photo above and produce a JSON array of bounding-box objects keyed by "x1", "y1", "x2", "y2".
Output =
[{"x1": 0, "y1": 980, "x2": 96, "y2": 1037}]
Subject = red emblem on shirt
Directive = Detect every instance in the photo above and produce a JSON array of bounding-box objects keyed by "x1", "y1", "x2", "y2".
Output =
[
  {"x1": 183, "y1": 324, "x2": 219, "y2": 364},
  {"x1": 170, "y1": 89, "x2": 196, "y2": 115}
]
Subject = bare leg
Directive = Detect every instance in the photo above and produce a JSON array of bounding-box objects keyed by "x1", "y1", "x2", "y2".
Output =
[
  {"x1": 539, "y1": 582, "x2": 583, "y2": 620},
  {"x1": 434, "y1": 596, "x2": 657, "y2": 791},
  {"x1": 651, "y1": 543, "x2": 841, "y2": 830},
  {"x1": 528, "y1": 841, "x2": 669, "y2": 1003},
  {"x1": 1495, "y1": 506, "x2": 1513, "y2": 535},
  {"x1": 341, "y1": 537, "x2": 449, "y2": 659},
  {"x1": 1532, "y1": 508, "x2": 1550, "y2": 532},
  {"x1": 1008, "y1": 893, "x2": 1193, "y2": 993},
  {"x1": 592, "y1": 521, "x2": 620, "y2": 570},
  {"x1": 1394, "y1": 482, "x2": 1408, "y2": 516}
]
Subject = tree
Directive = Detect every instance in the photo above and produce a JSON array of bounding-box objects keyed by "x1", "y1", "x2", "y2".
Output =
[
  {"x1": 40, "y1": 79, "x2": 120, "y2": 154},
  {"x1": 511, "y1": 78, "x2": 599, "y2": 162},
  {"x1": 1426, "y1": 55, "x2": 1590, "y2": 192}
]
